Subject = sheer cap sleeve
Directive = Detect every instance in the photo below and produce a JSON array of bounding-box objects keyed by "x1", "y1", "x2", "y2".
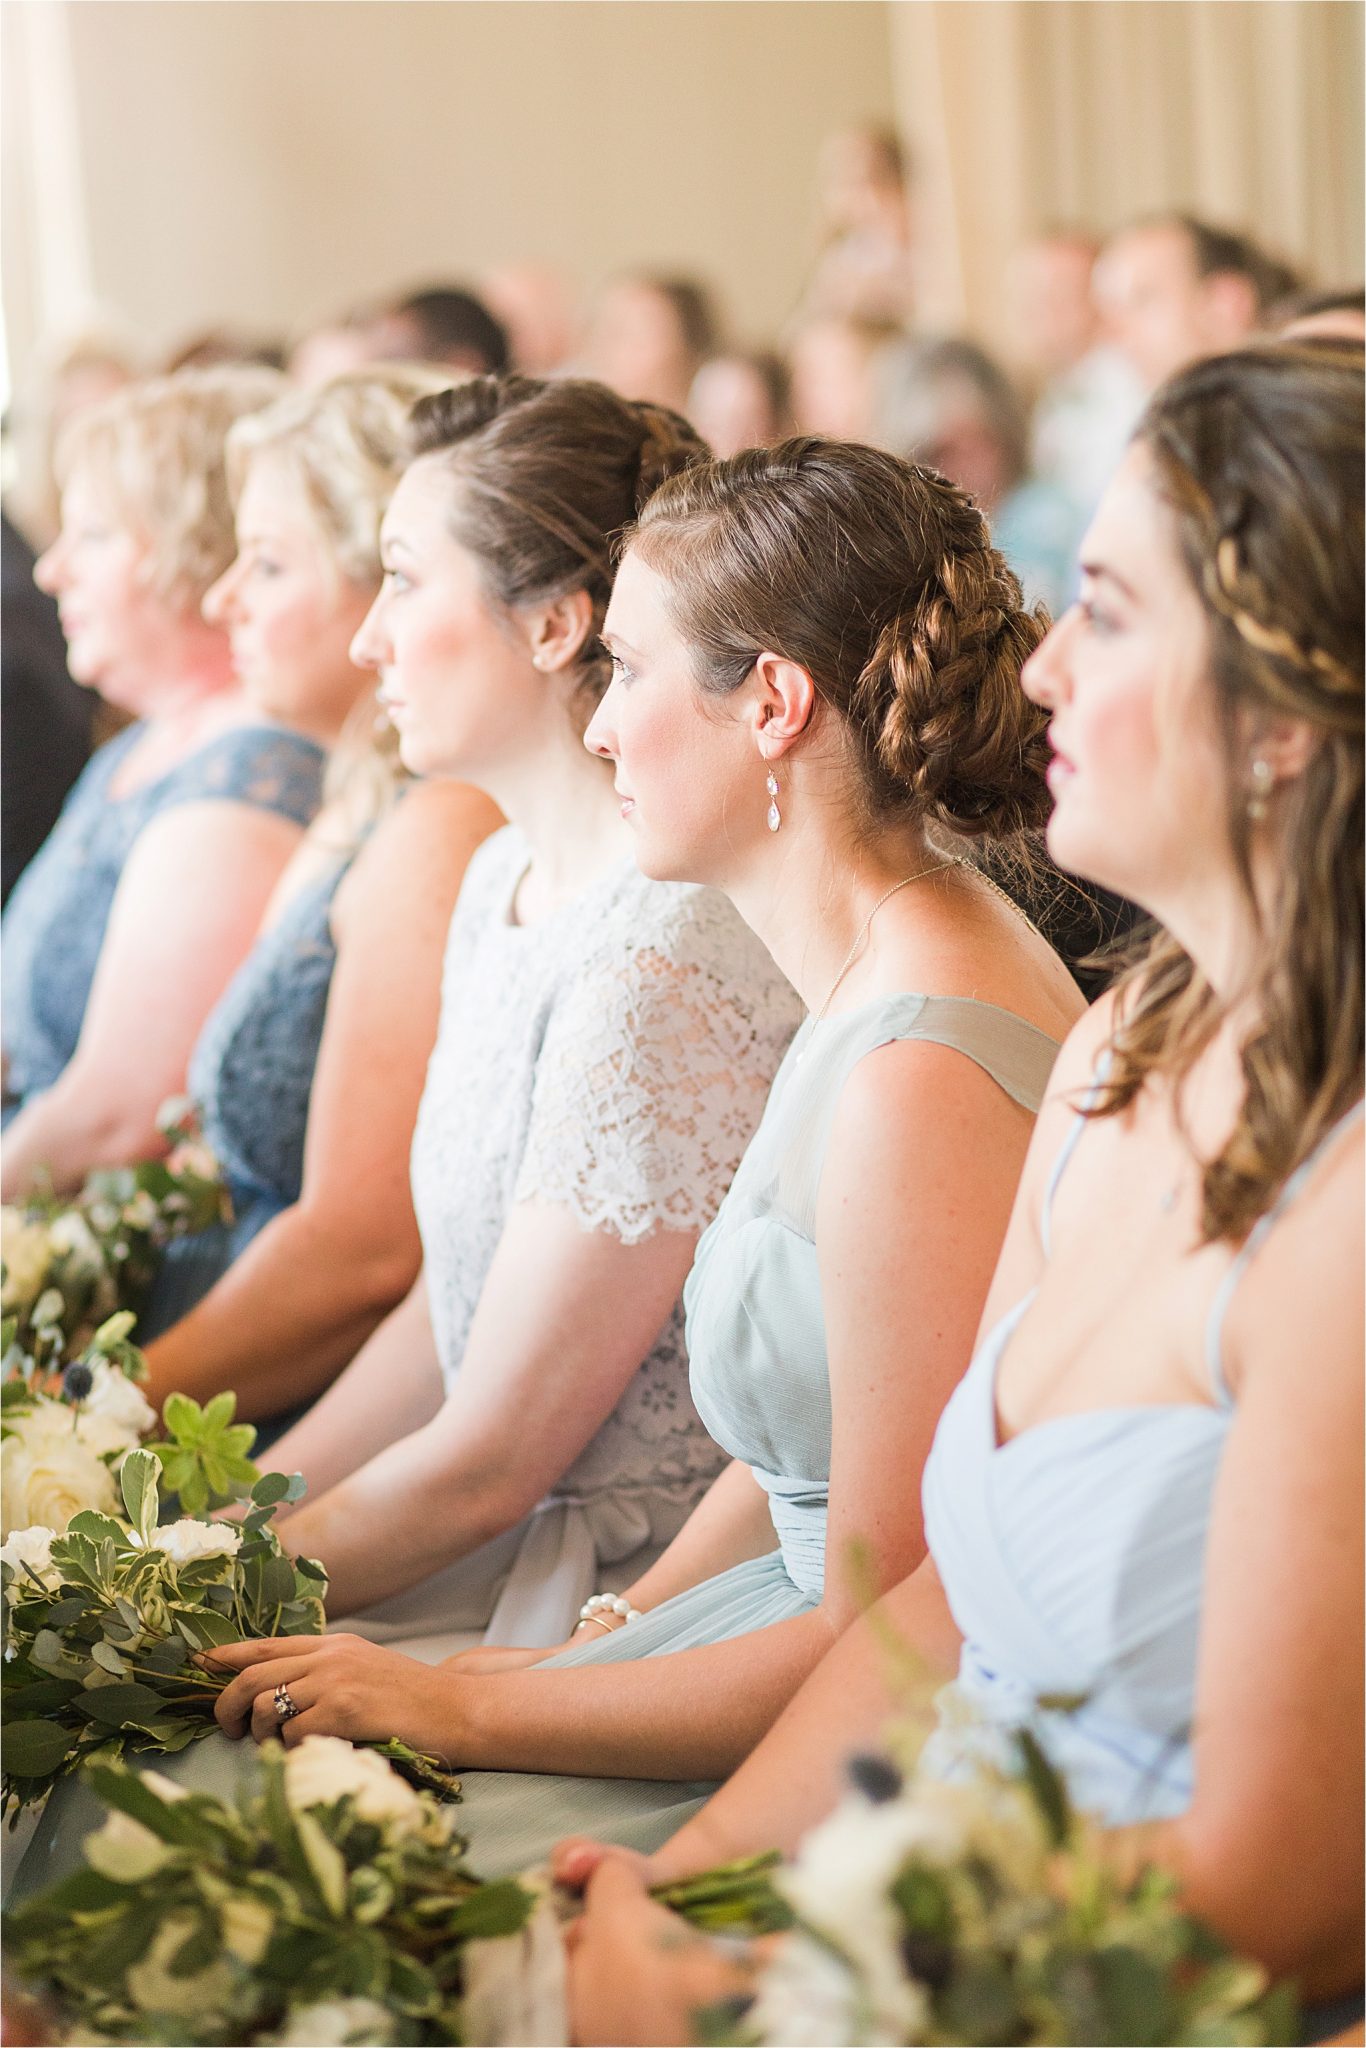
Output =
[{"x1": 513, "y1": 881, "x2": 801, "y2": 1243}]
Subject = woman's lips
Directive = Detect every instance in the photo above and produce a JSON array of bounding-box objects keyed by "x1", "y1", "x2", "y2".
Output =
[{"x1": 1045, "y1": 745, "x2": 1075, "y2": 797}]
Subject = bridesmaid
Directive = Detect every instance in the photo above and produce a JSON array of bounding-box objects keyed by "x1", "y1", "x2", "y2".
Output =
[
  {"x1": 1, "y1": 368, "x2": 324, "y2": 1195},
  {"x1": 136, "y1": 368, "x2": 503, "y2": 1418},
  {"x1": 559, "y1": 339, "x2": 1365, "y2": 2041},
  {"x1": 9, "y1": 375, "x2": 812, "y2": 1902},
  {"x1": 209, "y1": 436, "x2": 1082, "y2": 1871}
]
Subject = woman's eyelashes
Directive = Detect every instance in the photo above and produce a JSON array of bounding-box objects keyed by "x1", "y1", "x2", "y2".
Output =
[{"x1": 1077, "y1": 595, "x2": 1118, "y2": 636}]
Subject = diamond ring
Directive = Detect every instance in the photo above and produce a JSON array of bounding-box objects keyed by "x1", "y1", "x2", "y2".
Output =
[{"x1": 273, "y1": 1682, "x2": 301, "y2": 1723}]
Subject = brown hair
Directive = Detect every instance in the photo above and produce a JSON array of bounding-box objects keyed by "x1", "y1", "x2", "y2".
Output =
[
  {"x1": 1095, "y1": 340, "x2": 1364, "y2": 1243},
  {"x1": 406, "y1": 373, "x2": 708, "y2": 717},
  {"x1": 628, "y1": 436, "x2": 1052, "y2": 842}
]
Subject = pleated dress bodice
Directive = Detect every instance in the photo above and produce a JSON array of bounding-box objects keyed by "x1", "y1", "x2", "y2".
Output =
[
  {"x1": 921, "y1": 1086, "x2": 1365, "y2": 1826},
  {"x1": 685, "y1": 993, "x2": 1061, "y2": 1600}
]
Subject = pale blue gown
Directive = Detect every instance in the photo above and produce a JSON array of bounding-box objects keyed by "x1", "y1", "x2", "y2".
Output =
[{"x1": 920, "y1": 1078, "x2": 1366, "y2": 1825}]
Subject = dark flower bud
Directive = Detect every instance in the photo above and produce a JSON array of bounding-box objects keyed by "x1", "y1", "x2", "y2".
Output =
[
  {"x1": 847, "y1": 1751, "x2": 903, "y2": 1804},
  {"x1": 62, "y1": 1361, "x2": 94, "y2": 1403}
]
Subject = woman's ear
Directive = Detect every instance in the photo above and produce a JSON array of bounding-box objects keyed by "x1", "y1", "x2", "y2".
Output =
[
  {"x1": 749, "y1": 649, "x2": 817, "y2": 761},
  {"x1": 528, "y1": 588, "x2": 595, "y2": 674},
  {"x1": 1247, "y1": 712, "x2": 1322, "y2": 788}
]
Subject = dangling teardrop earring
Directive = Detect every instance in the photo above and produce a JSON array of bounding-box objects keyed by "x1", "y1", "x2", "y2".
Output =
[
  {"x1": 1247, "y1": 757, "x2": 1274, "y2": 822},
  {"x1": 765, "y1": 768, "x2": 781, "y2": 833}
]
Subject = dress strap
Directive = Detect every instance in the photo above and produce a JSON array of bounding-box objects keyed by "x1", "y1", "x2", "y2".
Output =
[
  {"x1": 1203, "y1": 1097, "x2": 1365, "y2": 1407},
  {"x1": 1040, "y1": 1054, "x2": 1112, "y2": 1259}
]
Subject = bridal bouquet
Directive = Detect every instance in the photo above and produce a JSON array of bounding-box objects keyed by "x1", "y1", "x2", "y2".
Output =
[
  {"x1": 1, "y1": 1099, "x2": 231, "y2": 1357},
  {"x1": 665, "y1": 1731, "x2": 1296, "y2": 2047},
  {"x1": 2, "y1": 1313, "x2": 159, "y2": 1539},
  {"x1": 4, "y1": 1738, "x2": 533, "y2": 2045},
  {"x1": 2, "y1": 1446, "x2": 326, "y2": 1816}
]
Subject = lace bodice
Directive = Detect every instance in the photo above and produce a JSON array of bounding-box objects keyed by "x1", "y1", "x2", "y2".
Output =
[
  {"x1": 189, "y1": 852, "x2": 352, "y2": 1207},
  {"x1": 1, "y1": 721, "x2": 324, "y2": 1105},
  {"x1": 410, "y1": 826, "x2": 803, "y2": 1520}
]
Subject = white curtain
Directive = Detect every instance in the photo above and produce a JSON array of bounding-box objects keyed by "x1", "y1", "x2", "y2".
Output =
[{"x1": 891, "y1": 0, "x2": 1365, "y2": 344}]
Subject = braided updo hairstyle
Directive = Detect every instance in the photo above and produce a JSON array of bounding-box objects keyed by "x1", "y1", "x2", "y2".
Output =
[
  {"x1": 627, "y1": 436, "x2": 1052, "y2": 843},
  {"x1": 406, "y1": 374, "x2": 707, "y2": 724},
  {"x1": 1094, "y1": 339, "x2": 1363, "y2": 1243}
]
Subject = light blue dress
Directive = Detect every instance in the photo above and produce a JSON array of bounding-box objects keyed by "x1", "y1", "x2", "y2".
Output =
[
  {"x1": 920, "y1": 1076, "x2": 1366, "y2": 1826},
  {"x1": 135, "y1": 849, "x2": 355, "y2": 1343},
  {"x1": 423, "y1": 993, "x2": 1060, "y2": 1875},
  {"x1": 6, "y1": 990, "x2": 1056, "y2": 1899},
  {"x1": 1, "y1": 722, "x2": 325, "y2": 1118}
]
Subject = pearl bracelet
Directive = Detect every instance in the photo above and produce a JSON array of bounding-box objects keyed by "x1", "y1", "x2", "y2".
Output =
[{"x1": 578, "y1": 1592, "x2": 642, "y2": 1627}]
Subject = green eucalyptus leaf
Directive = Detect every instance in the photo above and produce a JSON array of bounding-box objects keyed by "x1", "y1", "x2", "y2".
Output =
[
  {"x1": 2, "y1": 1719, "x2": 77, "y2": 1776},
  {"x1": 76, "y1": 1681, "x2": 174, "y2": 1729}
]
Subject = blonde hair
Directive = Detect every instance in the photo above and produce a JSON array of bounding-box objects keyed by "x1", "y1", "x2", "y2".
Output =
[
  {"x1": 226, "y1": 365, "x2": 455, "y2": 846},
  {"x1": 55, "y1": 365, "x2": 285, "y2": 608},
  {"x1": 225, "y1": 364, "x2": 451, "y2": 585}
]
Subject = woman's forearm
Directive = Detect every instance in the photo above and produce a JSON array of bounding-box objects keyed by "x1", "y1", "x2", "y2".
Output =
[
  {"x1": 624, "y1": 1462, "x2": 779, "y2": 1613},
  {"x1": 440, "y1": 1607, "x2": 841, "y2": 1782},
  {"x1": 649, "y1": 1562, "x2": 962, "y2": 1881},
  {"x1": 142, "y1": 1197, "x2": 420, "y2": 1419},
  {"x1": 1, "y1": 1070, "x2": 165, "y2": 1200}
]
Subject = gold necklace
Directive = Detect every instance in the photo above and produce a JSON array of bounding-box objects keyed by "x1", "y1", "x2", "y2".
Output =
[{"x1": 807, "y1": 862, "x2": 955, "y2": 1030}]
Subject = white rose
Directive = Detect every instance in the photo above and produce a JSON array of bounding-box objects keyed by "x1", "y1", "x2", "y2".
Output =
[
  {"x1": 79, "y1": 1360, "x2": 157, "y2": 1448},
  {"x1": 124, "y1": 1913, "x2": 238, "y2": 2018},
  {"x1": 0, "y1": 1523, "x2": 59, "y2": 1587},
  {"x1": 283, "y1": 1735, "x2": 426, "y2": 1834},
  {"x1": 749, "y1": 1932, "x2": 865, "y2": 2048},
  {"x1": 83, "y1": 1807, "x2": 176, "y2": 1885},
  {"x1": 781, "y1": 1790, "x2": 971, "y2": 2042},
  {"x1": 0, "y1": 1412, "x2": 120, "y2": 1538},
  {"x1": 150, "y1": 1520, "x2": 243, "y2": 1565},
  {"x1": 47, "y1": 1210, "x2": 104, "y2": 1273},
  {"x1": 271, "y1": 1997, "x2": 397, "y2": 2046},
  {"x1": 0, "y1": 1213, "x2": 53, "y2": 1312}
]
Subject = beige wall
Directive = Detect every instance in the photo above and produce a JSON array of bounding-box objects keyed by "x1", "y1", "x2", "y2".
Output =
[
  {"x1": 2, "y1": 0, "x2": 897, "y2": 382},
  {"x1": 892, "y1": 0, "x2": 1365, "y2": 346}
]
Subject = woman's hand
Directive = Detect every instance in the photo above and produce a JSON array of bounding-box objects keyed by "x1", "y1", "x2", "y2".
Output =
[
  {"x1": 203, "y1": 1632, "x2": 452, "y2": 1751},
  {"x1": 565, "y1": 1852, "x2": 757, "y2": 2048}
]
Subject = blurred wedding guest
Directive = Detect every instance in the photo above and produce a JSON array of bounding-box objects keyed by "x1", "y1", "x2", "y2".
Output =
[
  {"x1": 687, "y1": 350, "x2": 791, "y2": 458},
  {"x1": 1005, "y1": 226, "x2": 1145, "y2": 511},
  {"x1": 1274, "y1": 285, "x2": 1366, "y2": 344},
  {"x1": 289, "y1": 285, "x2": 509, "y2": 387},
  {"x1": 0, "y1": 510, "x2": 92, "y2": 903},
  {"x1": 288, "y1": 300, "x2": 392, "y2": 389},
  {"x1": 1, "y1": 368, "x2": 326, "y2": 1196},
  {"x1": 137, "y1": 367, "x2": 502, "y2": 1417},
  {"x1": 368, "y1": 286, "x2": 510, "y2": 377},
  {"x1": 878, "y1": 335, "x2": 1084, "y2": 616},
  {"x1": 163, "y1": 327, "x2": 288, "y2": 374},
  {"x1": 5, "y1": 333, "x2": 138, "y2": 549},
  {"x1": 479, "y1": 263, "x2": 578, "y2": 374},
  {"x1": 801, "y1": 121, "x2": 916, "y2": 324},
  {"x1": 788, "y1": 311, "x2": 900, "y2": 442},
  {"x1": 1093, "y1": 212, "x2": 1268, "y2": 392},
  {"x1": 581, "y1": 273, "x2": 720, "y2": 413}
]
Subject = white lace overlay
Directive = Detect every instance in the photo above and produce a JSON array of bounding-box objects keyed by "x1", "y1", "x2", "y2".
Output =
[{"x1": 411, "y1": 826, "x2": 802, "y2": 1528}]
